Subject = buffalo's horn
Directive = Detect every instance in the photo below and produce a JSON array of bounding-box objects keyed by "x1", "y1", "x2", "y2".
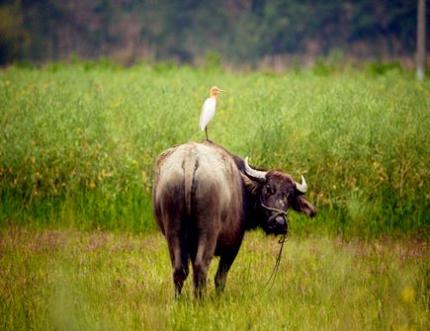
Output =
[
  {"x1": 244, "y1": 157, "x2": 267, "y2": 181},
  {"x1": 295, "y1": 175, "x2": 308, "y2": 193}
]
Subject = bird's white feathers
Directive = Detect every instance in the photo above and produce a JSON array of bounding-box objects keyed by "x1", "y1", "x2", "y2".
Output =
[{"x1": 199, "y1": 97, "x2": 217, "y2": 131}]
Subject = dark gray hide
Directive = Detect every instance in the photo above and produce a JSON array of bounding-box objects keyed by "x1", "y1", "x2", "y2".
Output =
[{"x1": 152, "y1": 141, "x2": 316, "y2": 298}]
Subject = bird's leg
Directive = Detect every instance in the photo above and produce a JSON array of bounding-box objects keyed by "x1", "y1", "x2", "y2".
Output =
[{"x1": 205, "y1": 127, "x2": 209, "y2": 141}]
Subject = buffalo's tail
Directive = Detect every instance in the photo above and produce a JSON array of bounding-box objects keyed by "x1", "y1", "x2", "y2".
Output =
[{"x1": 182, "y1": 147, "x2": 198, "y2": 217}]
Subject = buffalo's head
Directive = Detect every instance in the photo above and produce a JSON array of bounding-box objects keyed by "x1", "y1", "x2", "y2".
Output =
[{"x1": 243, "y1": 157, "x2": 316, "y2": 235}]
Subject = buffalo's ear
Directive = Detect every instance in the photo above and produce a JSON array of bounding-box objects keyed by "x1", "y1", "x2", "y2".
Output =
[{"x1": 292, "y1": 196, "x2": 316, "y2": 218}]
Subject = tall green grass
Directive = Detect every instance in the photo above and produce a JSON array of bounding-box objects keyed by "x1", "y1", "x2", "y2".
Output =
[{"x1": 1, "y1": 63, "x2": 429, "y2": 236}]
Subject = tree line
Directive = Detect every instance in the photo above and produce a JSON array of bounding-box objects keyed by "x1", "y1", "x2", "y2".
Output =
[{"x1": 0, "y1": 0, "x2": 427, "y2": 65}]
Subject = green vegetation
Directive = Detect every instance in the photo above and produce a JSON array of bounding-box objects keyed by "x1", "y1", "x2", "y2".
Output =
[
  {"x1": 1, "y1": 64, "x2": 429, "y2": 330},
  {"x1": 1, "y1": 64, "x2": 429, "y2": 237},
  {"x1": 0, "y1": 228, "x2": 428, "y2": 330}
]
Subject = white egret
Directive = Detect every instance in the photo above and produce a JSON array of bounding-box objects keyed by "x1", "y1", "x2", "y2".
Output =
[{"x1": 199, "y1": 86, "x2": 225, "y2": 140}]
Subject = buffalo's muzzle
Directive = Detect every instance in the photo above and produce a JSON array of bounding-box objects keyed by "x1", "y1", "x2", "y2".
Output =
[{"x1": 268, "y1": 215, "x2": 288, "y2": 235}]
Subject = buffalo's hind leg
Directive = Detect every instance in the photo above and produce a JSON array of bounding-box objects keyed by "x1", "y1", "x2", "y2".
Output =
[
  {"x1": 191, "y1": 233, "x2": 217, "y2": 299},
  {"x1": 173, "y1": 255, "x2": 188, "y2": 299},
  {"x1": 166, "y1": 230, "x2": 189, "y2": 299}
]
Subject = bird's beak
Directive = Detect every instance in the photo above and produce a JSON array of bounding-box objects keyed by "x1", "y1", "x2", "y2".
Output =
[{"x1": 219, "y1": 89, "x2": 226, "y2": 93}]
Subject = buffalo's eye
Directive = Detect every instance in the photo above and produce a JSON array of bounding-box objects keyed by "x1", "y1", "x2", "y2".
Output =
[{"x1": 266, "y1": 184, "x2": 275, "y2": 194}]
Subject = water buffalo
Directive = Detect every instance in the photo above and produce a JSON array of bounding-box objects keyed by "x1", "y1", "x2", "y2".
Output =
[{"x1": 152, "y1": 141, "x2": 316, "y2": 298}]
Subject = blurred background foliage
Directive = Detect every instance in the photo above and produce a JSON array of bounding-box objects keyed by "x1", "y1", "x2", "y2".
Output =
[{"x1": 0, "y1": 0, "x2": 427, "y2": 66}]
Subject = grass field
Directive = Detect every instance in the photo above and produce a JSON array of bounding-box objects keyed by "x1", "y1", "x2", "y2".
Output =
[
  {"x1": 1, "y1": 63, "x2": 429, "y2": 236},
  {"x1": 1, "y1": 63, "x2": 429, "y2": 330},
  {"x1": 0, "y1": 228, "x2": 429, "y2": 330}
]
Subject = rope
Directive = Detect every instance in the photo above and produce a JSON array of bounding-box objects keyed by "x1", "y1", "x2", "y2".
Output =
[
  {"x1": 259, "y1": 199, "x2": 288, "y2": 216},
  {"x1": 264, "y1": 233, "x2": 287, "y2": 291},
  {"x1": 259, "y1": 197, "x2": 288, "y2": 291}
]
